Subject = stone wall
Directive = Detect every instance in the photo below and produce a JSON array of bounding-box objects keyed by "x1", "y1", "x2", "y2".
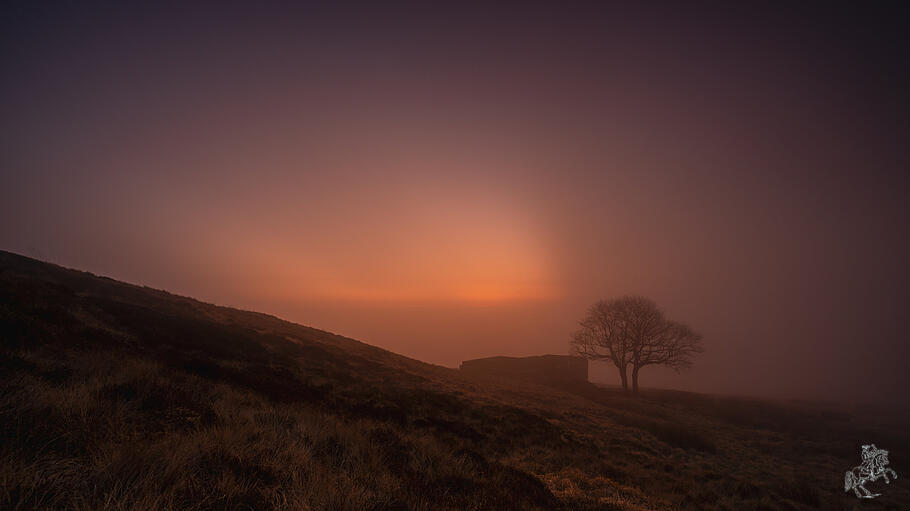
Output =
[{"x1": 459, "y1": 355, "x2": 588, "y2": 385}]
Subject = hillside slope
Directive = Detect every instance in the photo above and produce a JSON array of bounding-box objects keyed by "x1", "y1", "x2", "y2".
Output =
[{"x1": 1, "y1": 250, "x2": 908, "y2": 510}]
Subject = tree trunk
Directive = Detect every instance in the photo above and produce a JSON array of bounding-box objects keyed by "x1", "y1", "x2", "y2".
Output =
[
  {"x1": 618, "y1": 365, "x2": 629, "y2": 392},
  {"x1": 631, "y1": 365, "x2": 640, "y2": 394}
]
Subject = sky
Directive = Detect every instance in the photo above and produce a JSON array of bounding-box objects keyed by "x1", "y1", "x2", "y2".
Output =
[{"x1": 2, "y1": 3, "x2": 908, "y2": 406}]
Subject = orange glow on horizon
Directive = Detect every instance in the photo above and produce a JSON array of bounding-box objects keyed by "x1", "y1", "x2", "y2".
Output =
[{"x1": 190, "y1": 179, "x2": 560, "y2": 305}]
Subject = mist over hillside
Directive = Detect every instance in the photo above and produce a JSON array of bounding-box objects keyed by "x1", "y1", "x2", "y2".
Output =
[
  {"x1": 3, "y1": 2, "x2": 909, "y2": 510},
  {"x1": 3, "y1": 2, "x2": 909, "y2": 409},
  {"x1": 2, "y1": 250, "x2": 908, "y2": 510}
]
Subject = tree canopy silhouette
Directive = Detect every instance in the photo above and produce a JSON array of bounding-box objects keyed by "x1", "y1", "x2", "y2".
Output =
[{"x1": 570, "y1": 296, "x2": 704, "y2": 393}]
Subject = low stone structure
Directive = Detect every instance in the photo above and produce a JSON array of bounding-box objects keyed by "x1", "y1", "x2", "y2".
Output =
[{"x1": 459, "y1": 355, "x2": 588, "y2": 385}]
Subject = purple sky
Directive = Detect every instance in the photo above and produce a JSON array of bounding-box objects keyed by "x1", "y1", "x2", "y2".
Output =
[{"x1": 2, "y1": 3, "x2": 908, "y2": 405}]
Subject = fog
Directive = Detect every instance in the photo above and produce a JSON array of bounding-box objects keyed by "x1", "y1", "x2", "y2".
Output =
[{"x1": 2, "y1": 3, "x2": 908, "y2": 405}]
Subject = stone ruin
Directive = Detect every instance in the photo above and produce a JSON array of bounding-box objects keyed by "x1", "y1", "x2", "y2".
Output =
[{"x1": 459, "y1": 354, "x2": 588, "y2": 386}]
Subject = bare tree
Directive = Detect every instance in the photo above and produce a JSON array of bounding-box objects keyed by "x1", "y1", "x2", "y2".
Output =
[
  {"x1": 570, "y1": 298, "x2": 637, "y2": 392},
  {"x1": 571, "y1": 296, "x2": 704, "y2": 394}
]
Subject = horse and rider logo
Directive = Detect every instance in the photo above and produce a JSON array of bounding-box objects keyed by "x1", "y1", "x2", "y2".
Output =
[{"x1": 844, "y1": 444, "x2": 898, "y2": 499}]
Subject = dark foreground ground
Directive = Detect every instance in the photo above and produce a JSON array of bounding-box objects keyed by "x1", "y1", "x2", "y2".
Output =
[{"x1": 1, "y1": 250, "x2": 908, "y2": 510}]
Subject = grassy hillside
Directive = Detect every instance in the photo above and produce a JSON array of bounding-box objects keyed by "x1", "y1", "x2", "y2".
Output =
[{"x1": 1, "y1": 250, "x2": 907, "y2": 510}]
